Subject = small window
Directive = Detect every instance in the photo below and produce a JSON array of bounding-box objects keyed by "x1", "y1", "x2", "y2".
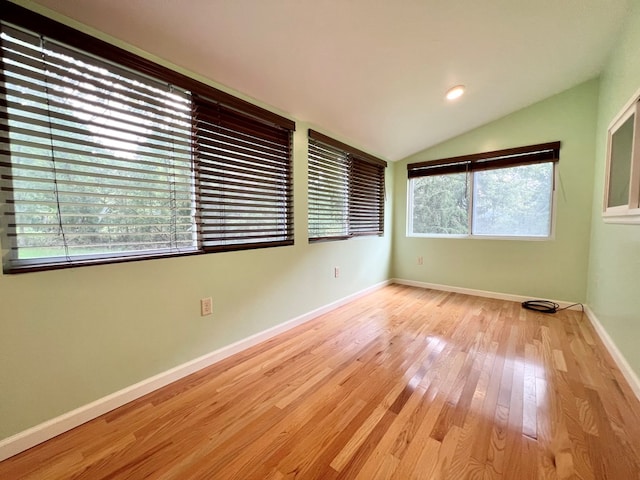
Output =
[
  {"x1": 603, "y1": 92, "x2": 640, "y2": 223},
  {"x1": 308, "y1": 130, "x2": 386, "y2": 242},
  {"x1": 407, "y1": 142, "x2": 560, "y2": 239}
]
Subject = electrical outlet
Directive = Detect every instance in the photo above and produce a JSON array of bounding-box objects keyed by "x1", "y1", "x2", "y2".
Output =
[
  {"x1": 200, "y1": 297, "x2": 213, "y2": 316},
  {"x1": 334, "y1": 266, "x2": 340, "y2": 278},
  {"x1": 417, "y1": 256, "x2": 424, "y2": 265}
]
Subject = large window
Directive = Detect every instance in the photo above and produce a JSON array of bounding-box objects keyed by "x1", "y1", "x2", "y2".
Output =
[
  {"x1": 0, "y1": 4, "x2": 294, "y2": 273},
  {"x1": 603, "y1": 91, "x2": 640, "y2": 223},
  {"x1": 308, "y1": 130, "x2": 386, "y2": 241},
  {"x1": 407, "y1": 142, "x2": 560, "y2": 239}
]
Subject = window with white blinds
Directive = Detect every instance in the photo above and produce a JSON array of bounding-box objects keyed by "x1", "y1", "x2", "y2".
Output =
[
  {"x1": 0, "y1": 6, "x2": 294, "y2": 272},
  {"x1": 308, "y1": 130, "x2": 386, "y2": 242}
]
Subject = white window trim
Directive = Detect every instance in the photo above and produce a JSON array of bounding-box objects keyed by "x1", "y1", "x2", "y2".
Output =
[{"x1": 603, "y1": 86, "x2": 640, "y2": 224}]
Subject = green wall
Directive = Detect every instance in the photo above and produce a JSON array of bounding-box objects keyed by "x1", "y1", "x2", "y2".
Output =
[
  {"x1": 0, "y1": 4, "x2": 394, "y2": 440},
  {"x1": 587, "y1": 1, "x2": 640, "y2": 378},
  {"x1": 392, "y1": 79, "x2": 600, "y2": 303}
]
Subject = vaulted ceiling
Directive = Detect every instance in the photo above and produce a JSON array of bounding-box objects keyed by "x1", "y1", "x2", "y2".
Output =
[{"x1": 29, "y1": 0, "x2": 630, "y2": 161}]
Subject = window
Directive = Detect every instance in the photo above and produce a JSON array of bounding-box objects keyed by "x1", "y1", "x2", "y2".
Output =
[
  {"x1": 194, "y1": 98, "x2": 293, "y2": 251},
  {"x1": 603, "y1": 90, "x2": 640, "y2": 223},
  {"x1": 308, "y1": 130, "x2": 386, "y2": 241},
  {"x1": 0, "y1": 4, "x2": 294, "y2": 273},
  {"x1": 407, "y1": 142, "x2": 560, "y2": 239}
]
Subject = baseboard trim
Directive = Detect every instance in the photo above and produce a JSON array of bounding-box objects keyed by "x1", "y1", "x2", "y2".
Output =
[
  {"x1": 392, "y1": 278, "x2": 583, "y2": 310},
  {"x1": 0, "y1": 279, "x2": 391, "y2": 462},
  {"x1": 584, "y1": 307, "x2": 640, "y2": 401}
]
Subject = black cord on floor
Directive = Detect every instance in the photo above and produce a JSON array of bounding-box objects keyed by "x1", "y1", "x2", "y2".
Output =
[{"x1": 521, "y1": 299, "x2": 584, "y2": 314}]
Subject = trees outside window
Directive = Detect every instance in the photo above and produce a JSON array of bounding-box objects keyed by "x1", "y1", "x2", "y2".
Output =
[{"x1": 407, "y1": 143, "x2": 559, "y2": 239}]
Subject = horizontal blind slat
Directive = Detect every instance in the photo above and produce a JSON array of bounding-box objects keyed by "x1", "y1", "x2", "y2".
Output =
[{"x1": 0, "y1": 100, "x2": 192, "y2": 151}]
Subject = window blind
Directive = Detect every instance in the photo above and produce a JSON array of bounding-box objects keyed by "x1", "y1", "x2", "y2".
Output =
[
  {"x1": 308, "y1": 139, "x2": 349, "y2": 239},
  {"x1": 1, "y1": 24, "x2": 195, "y2": 270},
  {"x1": 350, "y1": 157, "x2": 385, "y2": 236},
  {"x1": 194, "y1": 98, "x2": 293, "y2": 250},
  {"x1": 308, "y1": 130, "x2": 386, "y2": 241},
  {"x1": 0, "y1": 3, "x2": 295, "y2": 272},
  {"x1": 407, "y1": 142, "x2": 561, "y2": 178}
]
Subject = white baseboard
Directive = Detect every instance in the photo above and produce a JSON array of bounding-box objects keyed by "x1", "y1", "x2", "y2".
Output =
[
  {"x1": 0, "y1": 280, "x2": 391, "y2": 462},
  {"x1": 392, "y1": 278, "x2": 583, "y2": 310},
  {"x1": 584, "y1": 307, "x2": 640, "y2": 401}
]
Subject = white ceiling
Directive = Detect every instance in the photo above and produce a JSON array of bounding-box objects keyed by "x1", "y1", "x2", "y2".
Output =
[{"x1": 30, "y1": 0, "x2": 630, "y2": 161}]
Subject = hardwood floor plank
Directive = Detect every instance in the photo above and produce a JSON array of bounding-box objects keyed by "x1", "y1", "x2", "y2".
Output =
[
  {"x1": 522, "y1": 342, "x2": 538, "y2": 439},
  {"x1": 1, "y1": 285, "x2": 640, "y2": 479},
  {"x1": 466, "y1": 338, "x2": 502, "y2": 472}
]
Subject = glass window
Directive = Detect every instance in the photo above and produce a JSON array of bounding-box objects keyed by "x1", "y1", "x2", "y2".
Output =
[
  {"x1": 472, "y1": 163, "x2": 553, "y2": 237},
  {"x1": 407, "y1": 142, "x2": 559, "y2": 239},
  {"x1": 0, "y1": 13, "x2": 294, "y2": 272},
  {"x1": 607, "y1": 114, "x2": 634, "y2": 208},
  {"x1": 409, "y1": 173, "x2": 468, "y2": 235},
  {"x1": 308, "y1": 131, "x2": 386, "y2": 242},
  {"x1": 604, "y1": 96, "x2": 640, "y2": 223}
]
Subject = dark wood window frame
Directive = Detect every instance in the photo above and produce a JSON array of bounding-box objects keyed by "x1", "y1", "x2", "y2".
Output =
[
  {"x1": 308, "y1": 129, "x2": 387, "y2": 242},
  {"x1": 0, "y1": 2, "x2": 295, "y2": 273}
]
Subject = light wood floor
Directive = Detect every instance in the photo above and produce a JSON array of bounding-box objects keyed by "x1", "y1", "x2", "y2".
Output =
[{"x1": 2, "y1": 285, "x2": 640, "y2": 479}]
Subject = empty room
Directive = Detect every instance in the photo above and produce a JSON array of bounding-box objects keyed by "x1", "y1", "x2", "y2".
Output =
[{"x1": 1, "y1": 0, "x2": 640, "y2": 478}]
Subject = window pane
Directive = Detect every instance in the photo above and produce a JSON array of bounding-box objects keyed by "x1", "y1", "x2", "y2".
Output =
[
  {"x1": 410, "y1": 173, "x2": 469, "y2": 235},
  {"x1": 608, "y1": 114, "x2": 634, "y2": 208},
  {"x1": 472, "y1": 163, "x2": 553, "y2": 237},
  {"x1": 349, "y1": 157, "x2": 385, "y2": 236}
]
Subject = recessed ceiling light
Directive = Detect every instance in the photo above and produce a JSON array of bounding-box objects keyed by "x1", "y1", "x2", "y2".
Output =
[{"x1": 446, "y1": 85, "x2": 465, "y2": 101}]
